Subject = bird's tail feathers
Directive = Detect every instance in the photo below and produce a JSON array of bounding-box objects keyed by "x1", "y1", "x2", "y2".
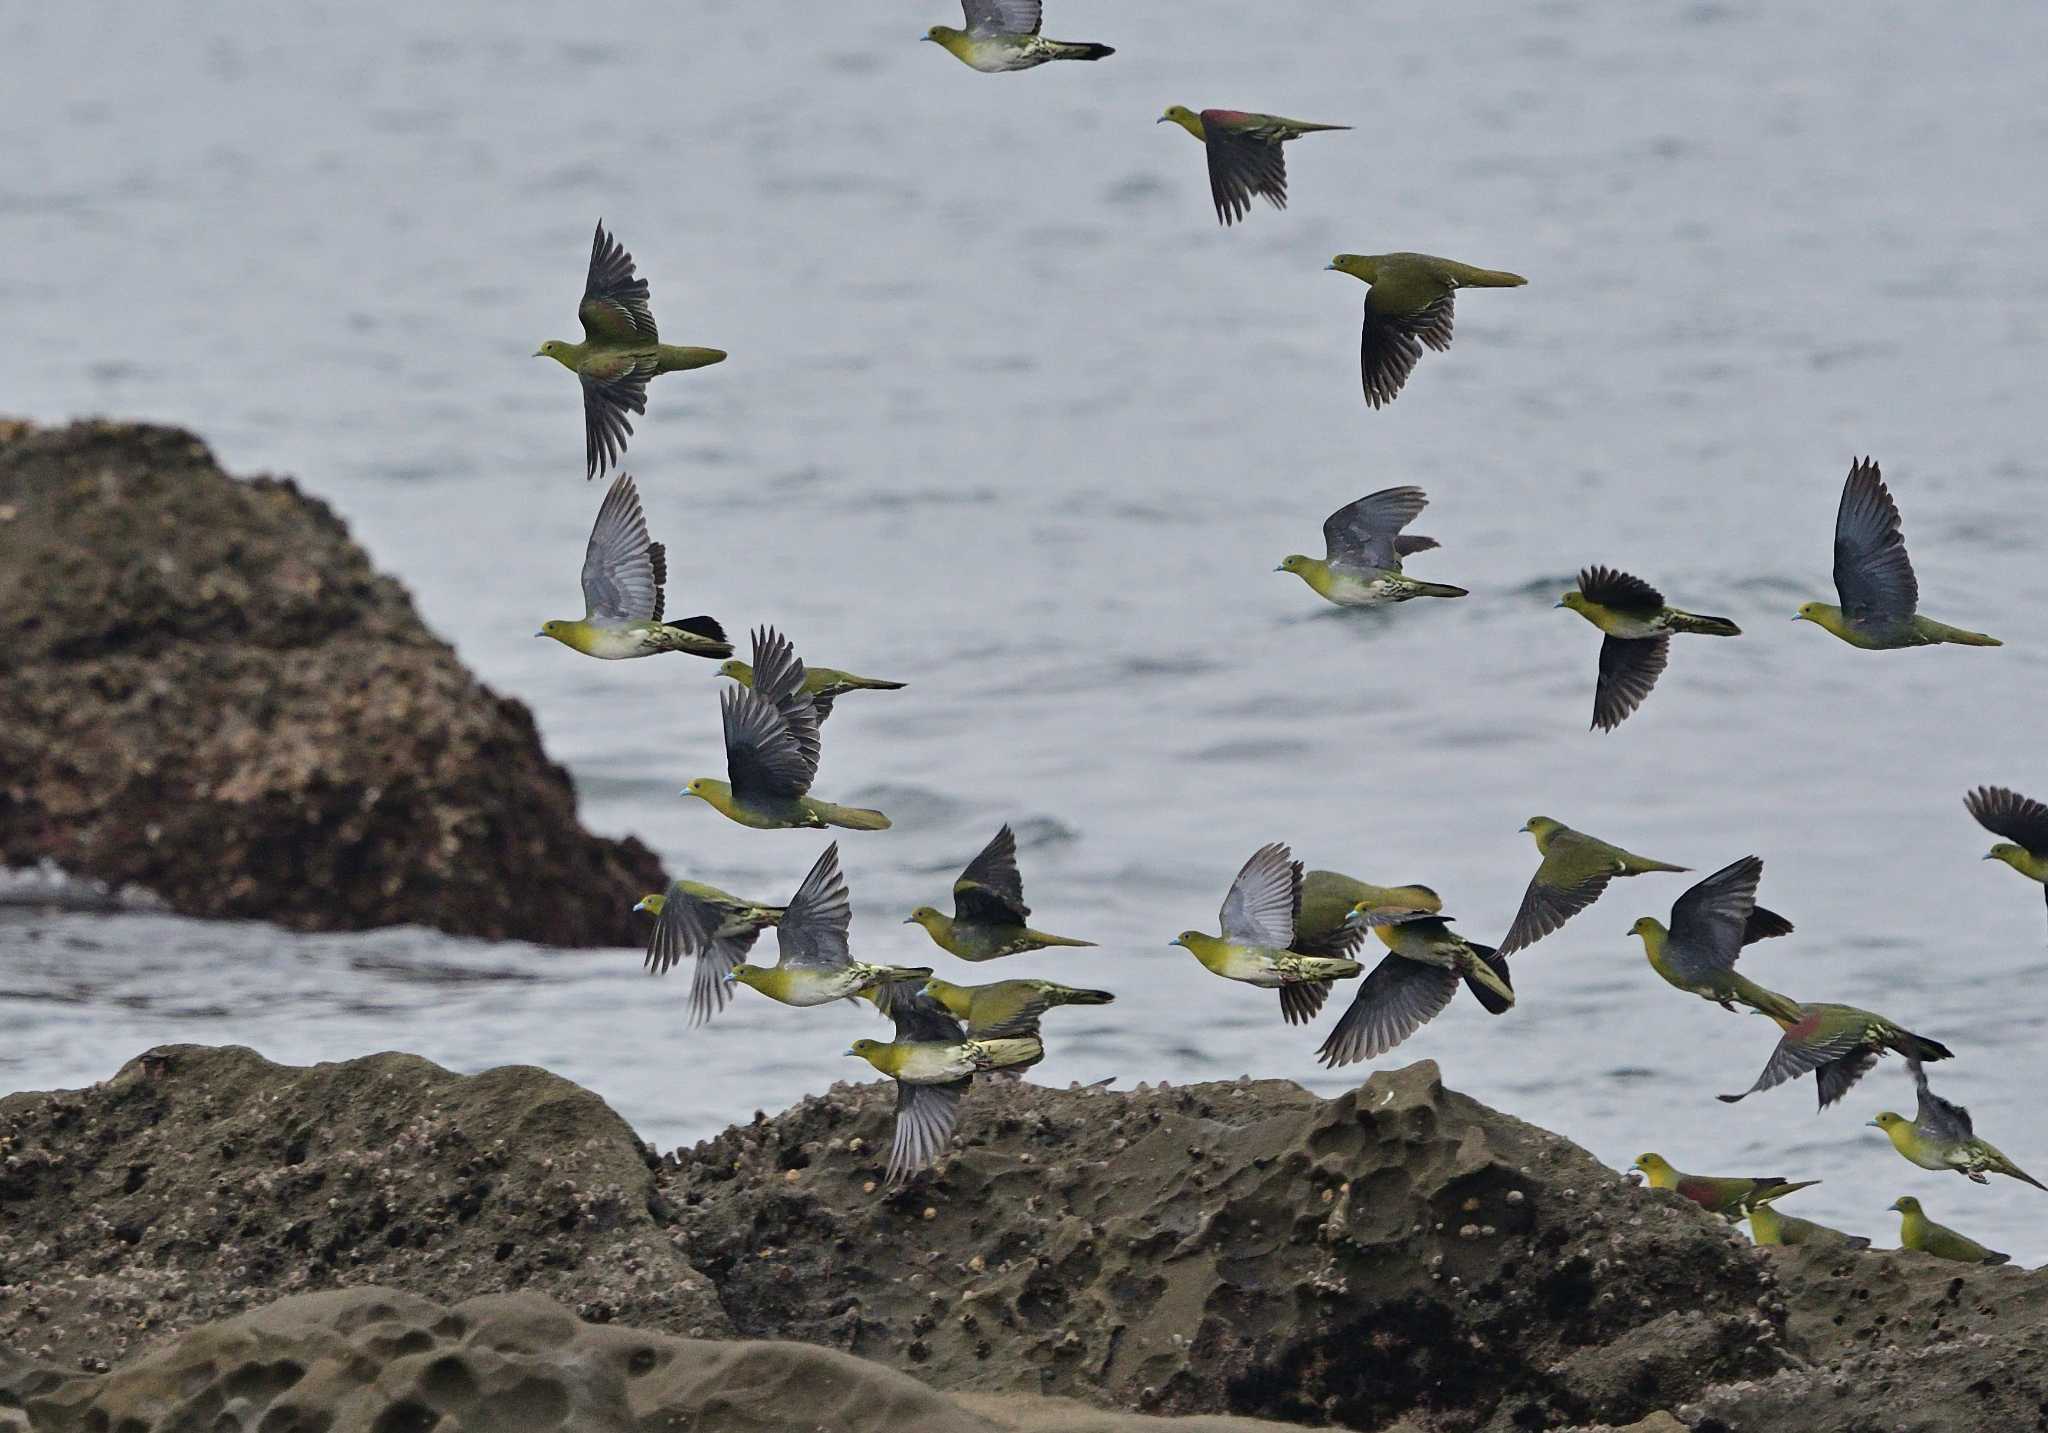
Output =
[
  {"x1": 979, "y1": 1037, "x2": 1046, "y2": 1069},
  {"x1": 1624, "y1": 856, "x2": 1691, "y2": 875},
  {"x1": 822, "y1": 804, "x2": 892, "y2": 831},
  {"x1": 1751, "y1": 1178, "x2": 1819, "y2": 1207},
  {"x1": 1049, "y1": 39, "x2": 1114, "y2": 60},
  {"x1": 1056, "y1": 986, "x2": 1116, "y2": 1006},
  {"x1": 658, "y1": 615, "x2": 733, "y2": 658},
  {"x1": 1407, "y1": 580, "x2": 1470, "y2": 600},
  {"x1": 1900, "y1": 1032, "x2": 1955, "y2": 1063},
  {"x1": 1463, "y1": 945, "x2": 1515, "y2": 1013},
  {"x1": 1459, "y1": 267, "x2": 1528, "y2": 288},
  {"x1": 1730, "y1": 975, "x2": 1802, "y2": 1025},
  {"x1": 846, "y1": 676, "x2": 908, "y2": 691},
  {"x1": 1842, "y1": 1234, "x2": 1873, "y2": 1250},
  {"x1": 1669, "y1": 611, "x2": 1741, "y2": 637},
  {"x1": 1030, "y1": 931, "x2": 1097, "y2": 949},
  {"x1": 1928, "y1": 620, "x2": 2002, "y2": 647}
]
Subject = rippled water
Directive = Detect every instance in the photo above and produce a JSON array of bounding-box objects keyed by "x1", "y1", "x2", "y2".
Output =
[{"x1": 5, "y1": 2, "x2": 2048, "y2": 1260}]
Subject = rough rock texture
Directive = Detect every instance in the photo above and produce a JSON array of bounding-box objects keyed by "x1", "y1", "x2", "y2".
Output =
[
  {"x1": 0, "y1": 419, "x2": 661, "y2": 944},
  {"x1": 0, "y1": 1045, "x2": 2041, "y2": 1432},
  {"x1": 0, "y1": 1287, "x2": 1303, "y2": 1433}
]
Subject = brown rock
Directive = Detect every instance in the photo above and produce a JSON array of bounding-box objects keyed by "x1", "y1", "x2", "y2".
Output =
[{"x1": 0, "y1": 418, "x2": 661, "y2": 944}]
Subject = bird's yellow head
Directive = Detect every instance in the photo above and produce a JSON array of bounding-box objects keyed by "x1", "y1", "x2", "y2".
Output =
[
  {"x1": 847, "y1": 1037, "x2": 885, "y2": 1062},
  {"x1": 1631, "y1": 1153, "x2": 1672, "y2": 1178},
  {"x1": 1889, "y1": 1196, "x2": 1921, "y2": 1215},
  {"x1": 717, "y1": 659, "x2": 752, "y2": 684},
  {"x1": 1556, "y1": 590, "x2": 1591, "y2": 616},
  {"x1": 1626, "y1": 916, "x2": 1661, "y2": 940},
  {"x1": 632, "y1": 894, "x2": 664, "y2": 915},
  {"x1": 1158, "y1": 105, "x2": 1205, "y2": 139},
  {"x1": 1793, "y1": 602, "x2": 1823, "y2": 623},
  {"x1": 1276, "y1": 554, "x2": 1314, "y2": 575},
  {"x1": 924, "y1": 24, "x2": 965, "y2": 46},
  {"x1": 1326, "y1": 254, "x2": 1380, "y2": 283},
  {"x1": 726, "y1": 963, "x2": 768, "y2": 991},
  {"x1": 1521, "y1": 816, "x2": 1564, "y2": 842},
  {"x1": 1168, "y1": 931, "x2": 1201, "y2": 949},
  {"x1": 534, "y1": 339, "x2": 577, "y2": 370},
  {"x1": 1984, "y1": 841, "x2": 2029, "y2": 869},
  {"x1": 905, "y1": 906, "x2": 944, "y2": 930},
  {"x1": 682, "y1": 778, "x2": 716, "y2": 802},
  {"x1": 1868, "y1": 1111, "x2": 1908, "y2": 1133}
]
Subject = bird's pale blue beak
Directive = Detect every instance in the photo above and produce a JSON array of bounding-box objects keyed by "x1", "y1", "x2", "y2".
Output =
[
  {"x1": 920, "y1": 33, "x2": 933, "y2": 40},
  {"x1": 534, "y1": 629, "x2": 546, "y2": 637},
  {"x1": 1790, "y1": 613, "x2": 1806, "y2": 623},
  {"x1": 723, "y1": 970, "x2": 740, "y2": 984},
  {"x1": 1865, "y1": 1118, "x2": 1881, "y2": 1128},
  {"x1": 1518, "y1": 822, "x2": 1531, "y2": 833},
  {"x1": 844, "y1": 1045, "x2": 859, "y2": 1055},
  {"x1": 1323, "y1": 261, "x2": 1338, "y2": 271},
  {"x1": 532, "y1": 349, "x2": 545, "y2": 358},
  {"x1": 1982, "y1": 852, "x2": 1998, "y2": 861},
  {"x1": 1273, "y1": 564, "x2": 1287, "y2": 572},
  {"x1": 632, "y1": 899, "x2": 649, "y2": 913},
  {"x1": 1552, "y1": 599, "x2": 1567, "y2": 609},
  {"x1": 901, "y1": 915, "x2": 916, "y2": 924}
]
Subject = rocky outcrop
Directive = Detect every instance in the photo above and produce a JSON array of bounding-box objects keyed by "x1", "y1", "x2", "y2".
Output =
[
  {"x1": 0, "y1": 1044, "x2": 2040, "y2": 1432},
  {"x1": 0, "y1": 419, "x2": 660, "y2": 944}
]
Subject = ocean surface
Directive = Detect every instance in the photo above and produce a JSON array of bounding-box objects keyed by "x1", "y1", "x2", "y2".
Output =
[{"x1": 5, "y1": 2, "x2": 2048, "y2": 1260}]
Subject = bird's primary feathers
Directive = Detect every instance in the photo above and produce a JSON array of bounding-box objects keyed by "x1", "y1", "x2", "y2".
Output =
[
  {"x1": 1867, "y1": 1059, "x2": 2047, "y2": 1191},
  {"x1": 682, "y1": 628, "x2": 892, "y2": 831},
  {"x1": 1632, "y1": 1153, "x2": 1817, "y2": 1218},
  {"x1": 1172, "y1": 844, "x2": 1364, "y2": 1024},
  {"x1": 1629, "y1": 855, "x2": 1798, "y2": 1021},
  {"x1": 634, "y1": 878, "x2": 787, "y2": 1026},
  {"x1": 535, "y1": 221, "x2": 728, "y2": 480},
  {"x1": 1794, "y1": 459, "x2": 2000, "y2": 648},
  {"x1": 1157, "y1": 106, "x2": 1349, "y2": 226},
  {"x1": 847, "y1": 985, "x2": 1042, "y2": 1183},
  {"x1": 1889, "y1": 1197, "x2": 2009, "y2": 1265},
  {"x1": 724, "y1": 845, "x2": 932, "y2": 1009},
  {"x1": 1718, "y1": 1003, "x2": 1953, "y2": 1110},
  {"x1": 1277, "y1": 486, "x2": 1469, "y2": 606},
  {"x1": 1965, "y1": 785, "x2": 2048, "y2": 938},
  {"x1": 924, "y1": 1, "x2": 1113, "y2": 71},
  {"x1": 1326, "y1": 252, "x2": 1526, "y2": 408},
  {"x1": 719, "y1": 657, "x2": 905, "y2": 724},
  {"x1": 1557, "y1": 567, "x2": 1741, "y2": 732},
  {"x1": 537, "y1": 473, "x2": 730, "y2": 660},
  {"x1": 906, "y1": 824, "x2": 1095, "y2": 960},
  {"x1": 1285, "y1": 871, "x2": 1442, "y2": 1025},
  {"x1": 1315, "y1": 908, "x2": 1514, "y2": 1068},
  {"x1": 1498, "y1": 817, "x2": 1688, "y2": 956}
]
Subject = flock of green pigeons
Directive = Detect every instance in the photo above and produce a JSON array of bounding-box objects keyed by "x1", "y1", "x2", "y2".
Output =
[{"x1": 527, "y1": 1, "x2": 2042, "y2": 1260}]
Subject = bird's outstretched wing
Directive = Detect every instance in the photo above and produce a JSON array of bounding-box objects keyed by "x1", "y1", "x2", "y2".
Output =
[
  {"x1": 954, "y1": 825, "x2": 1030, "y2": 926},
  {"x1": 1578, "y1": 565, "x2": 1665, "y2": 614},
  {"x1": 1592, "y1": 634, "x2": 1668, "y2": 731},
  {"x1": 1359, "y1": 292, "x2": 1453, "y2": 409},
  {"x1": 1499, "y1": 845, "x2": 1614, "y2": 956},
  {"x1": 775, "y1": 844, "x2": 852, "y2": 970},
  {"x1": 1965, "y1": 786, "x2": 2048, "y2": 852},
  {"x1": 579, "y1": 221, "x2": 659, "y2": 345},
  {"x1": 889, "y1": 1078, "x2": 968, "y2": 1183},
  {"x1": 746, "y1": 627, "x2": 822, "y2": 780},
  {"x1": 579, "y1": 352, "x2": 656, "y2": 481},
  {"x1": 1717, "y1": 1019, "x2": 1872, "y2": 1106},
  {"x1": 721, "y1": 686, "x2": 817, "y2": 802},
  {"x1": 1220, "y1": 842, "x2": 1300, "y2": 947},
  {"x1": 961, "y1": 0, "x2": 1041, "y2": 35},
  {"x1": 1665, "y1": 855, "x2": 1763, "y2": 980},
  {"x1": 1322, "y1": 486, "x2": 1430, "y2": 571},
  {"x1": 1832, "y1": 458, "x2": 1918, "y2": 625},
  {"x1": 1202, "y1": 117, "x2": 1288, "y2": 226},
  {"x1": 1316, "y1": 954, "x2": 1459, "y2": 1068},
  {"x1": 580, "y1": 473, "x2": 664, "y2": 622},
  {"x1": 1910, "y1": 1056, "x2": 1975, "y2": 1141}
]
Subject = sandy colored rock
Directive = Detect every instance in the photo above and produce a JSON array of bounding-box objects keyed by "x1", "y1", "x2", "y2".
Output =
[{"x1": 0, "y1": 418, "x2": 661, "y2": 944}]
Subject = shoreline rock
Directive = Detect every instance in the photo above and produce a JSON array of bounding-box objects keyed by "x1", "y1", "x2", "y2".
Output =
[
  {"x1": 0, "y1": 420, "x2": 661, "y2": 945},
  {"x1": 0, "y1": 1044, "x2": 2040, "y2": 1431}
]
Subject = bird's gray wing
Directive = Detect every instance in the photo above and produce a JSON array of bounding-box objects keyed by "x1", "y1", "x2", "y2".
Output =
[
  {"x1": 1965, "y1": 786, "x2": 2048, "y2": 853},
  {"x1": 746, "y1": 627, "x2": 822, "y2": 780},
  {"x1": 579, "y1": 221, "x2": 659, "y2": 344},
  {"x1": 1813, "y1": 1051, "x2": 1882, "y2": 1109},
  {"x1": 961, "y1": 0, "x2": 1041, "y2": 34},
  {"x1": 1315, "y1": 955, "x2": 1459, "y2": 1068},
  {"x1": 1291, "y1": 920, "x2": 1366, "y2": 961},
  {"x1": 1497, "y1": 863, "x2": 1613, "y2": 957},
  {"x1": 775, "y1": 844, "x2": 852, "y2": 969},
  {"x1": 1717, "y1": 1024, "x2": 1871, "y2": 1105},
  {"x1": 953, "y1": 824, "x2": 1029, "y2": 926},
  {"x1": 1279, "y1": 981, "x2": 1332, "y2": 1026},
  {"x1": 1910, "y1": 1056, "x2": 1974, "y2": 1141},
  {"x1": 1577, "y1": 565, "x2": 1666, "y2": 615},
  {"x1": 1592, "y1": 634, "x2": 1668, "y2": 731},
  {"x1": 891, "y1": 988, "x2": 968, "y2": 1045},
  {"x1": 1202, "y1": 122, "x2": 1288, "y2": 226},
  {"x1": 1665, "y1": 855, "x2": 1763, "y2": 979},
  {"x1": 889, "y1": 1077, "x2": 968, "y2": 1183},
  {"x1": 1219, "y1": 843, "x2": 1300, "y2": 947},
  {"x1": 579, "y1": 473, "x2": 663, "y2": 622},
  {"x1": 1832, "y1": 458, "x2": 1918, "y2": 624},
  {"x1": 579, "y1": 353, "x2": 656, "y2": 481},
  {"x1": 721, "y1": 685, "x2": 816, "y2": 803},
  {"x1": 1743, "y1": 906, "x2": 1795, "y2": 945},
  {"x1": 1358, "y1": 292, "x2": 1453, "y2": 409},
  {"x1": 1322, "y1": 486, "x2": 1429, "y2": 570}
]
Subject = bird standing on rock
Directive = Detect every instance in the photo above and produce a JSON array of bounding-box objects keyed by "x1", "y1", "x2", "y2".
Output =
[
  {"x1": 923, "y1": 1, "x2": 1112, "y2": 71},
  {"x1": 1314, "y1": 907, "x2": 1514, "y2": 1068},
  {"x1": 721, "y1": 845, "x2": 931, "y2": 1009},
  {"x1": 1746, "y1": 1191, "x2": 1870, "y2": 1249},
  {"x1": 1868, "y1": 1059, "x2": 2046, "y2": 1191},
  {"x1": 537, "y1": 473, "x2": 729, "y2": 660},
  {"x1": 1172, "y1": 843, "x2": 1364, "y2": 1025},
  {"x1": 535, "y1": 221, "x2": 726, "y2": 480},
  {"x1": 1628, "y1": 856, "x2": 1797, "y2": 1020},
  {"x1": 1557, "y1": 567, "x2": 1740, "y2": 731},
  {"x1": 1157, "y1": 107, "x2": 1349, "y2": 226},
  {"x1": 1631, "y1": 1153, "x2": 1818, "y2": 1218},
  {"x1": 906, "y1": 825, "x2": 1094, "y2": 961},
  {"x1": 1276, "y1": 486, "x2": 1468, "y2": 607},
  {"x1": 1794, "y1": 459, "x2": 2000, "y2": 648},
  {"x1": 1964, "y1": 785, "x2": 2048, "y2": 936},
  {"x1": 1889, "y1": 1197, "x2": 2009, "y2": 1264},
  {"x1": 1325, "y1": 252, "x2": 1526, "y2": 408},
  {"x1": 1498, "y1": 817, "x2": 1688, "y2": 956},
  {"x1": 1718, "y1": 1004, "x2": 1953, "y2": 1110}
]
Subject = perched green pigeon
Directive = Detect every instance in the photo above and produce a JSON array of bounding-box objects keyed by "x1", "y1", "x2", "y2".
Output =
[
  {"x1": 1171, "y1": 843, "x2": 1364, "y2": 1025},
  {"x1": 681, "y1": 628, "x2": 891, "y2": 831},
  {"x1": 1718, "y1": 1003, "x2": 1952, "y2": 1110},
  {"x1": 1632, "y1": 1154, "x2": 1816, "y2": 1218},
  {"x1": 1326, "y1": 252, "x2": 1525, "y2": 407},
  {"x1": 721, "y1": 845, "x2": 930, "y2": 1009},
  {"x1": 1629, "y1": 856, "x2": 1798, "y2": 1020},
  {"x1": 1157, "y1": 107, "x2": 1349, "y2": 226},
  {"x1": 1889, "y1": 1197, "x2": 2008, "y2": 1264},
  {"x1": 1747, "y1": 1192, "x2": 1870, "y2": 1249},
  {"x1": 906, "y1": 825, "x2": 1094, "y2": 961},
  {"x1": 1965, "y1": 785, "x2": 2048, "y2": 937},
  {"x1": 1557, "y1": 567, "x2": 1741, "y2": 731},
  {"x1": 1869, "y1": 1059, "x2": 2046, "y2": 1191},
  {"x1": 923, "y1": 1, "x2": 1111, "y2": 71},
  {"x1": 1277, "y1": 486, "x2": 1468, "y2": 607},
  {"x1": 1315, "y1": 906, "x2": 1514, "y2": 1067},
  {"x1": 535, "y1": 220, "x2": 727, "y2": 479},
  {"x1": 1795, "y1": 459, "x2": 2000, "y2": 648},
  {"x1": 719, "y1": 657, "x2": 904, "y2": 724},
  {"x1": 1499, "y1": 817, "x2": 1688, "y2": 956},
  {"x1": 537, "y1": 473, "x2": 729, "y2": 660}
]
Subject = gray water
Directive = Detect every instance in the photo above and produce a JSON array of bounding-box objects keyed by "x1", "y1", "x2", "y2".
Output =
[{"x1": 5, "y1": 1, "x2": 2048, "y2": 1260}]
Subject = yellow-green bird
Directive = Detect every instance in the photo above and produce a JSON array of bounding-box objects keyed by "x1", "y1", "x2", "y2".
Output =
[
  {"x1": 1172, "y1": 843, "x2": 1365, "y2": 1024},
  {"x1": 921, "y1": 976, "x2": 1113, "y2": 1039},
  {"x1": 1498, "y1": 817, "x2": 1688, "y2": 956},
  {"x1": 1888, "y1": 1197, "x2": 2009, "y2": 1265},
  {"x1": 534, "y1": 221, "x2": 726, "y2": 480},
  {"x1": 1557, "y1": 567, "x2": 1741, "y2": 732},
  {"x1": 1868, "y1": 1058, "x2": 2046, "y2": 1191},
  {"x1": 1747, "y1": 1191, "x2": 1870, "y2": 1250},
  {"x1": 905, "y1": 825, "x2": 1094, "y2": 961},
  {"x1": 1718, "y1": 1004, "x2": 1953, "y2": 1110},
  {"x1": 1277, "y1": 486, "x2": 1468, "y2": 607},
  {"x1": 1631, "y1": 1153, "x2": 1818, "y2": 1218},
  {"x1": 721, "y1": 845, "x2": 931, "y2": 1009},
  {"x1": 1965, "y1": 785, "x2": 2048, "y2": 937},
  {"x1": 847, "y1": 986, "x2": 1043, "y2": 1183},
  {"x1": 1157, "y1": 107, "x2": 1348, "y2": 227},
  {"x1": 923, "y1": 1, "x2": 1112, "y2": 71},
  {"x1": 1284, "y1": 870, "x2": 1442, "y2": 1026},
  {"x1": 1629, "y1": 856, "x2": 1798, "y2": 1020},
  {"x1": 1325, "y1": 253, "x2": 1526, "y2": 408},
  {"x1": 719, "y1": 657, "x2": 904, "y2": 724},
  {"x1": 682, "y1": 627, "x2": 892, "y2": 831},
  {"x1": 537, "y1": 473, "x2": 730, "y2": 661},
  {"x1": 1794, "y1": 458, "x2": 2000, "y2": 649},
  {"x1": 1315, "y1": 906, "x2": 1514, "y2": 1068},
  {"x1": 633, "y1": 876, "x2": 788, "y2": 1026}
]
